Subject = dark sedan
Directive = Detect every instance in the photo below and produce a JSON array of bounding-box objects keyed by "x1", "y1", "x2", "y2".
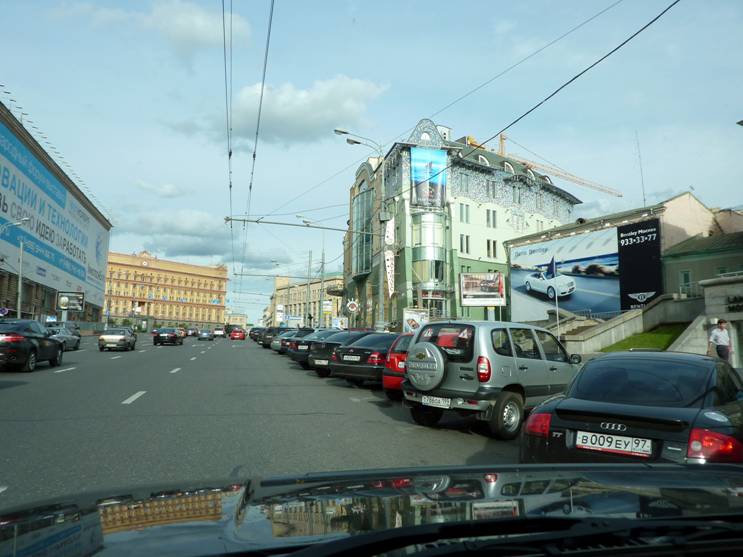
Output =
[
  {"x1": 260, "y1": 327, "x2": 290, "y2": 348},
  {"x1": 278, "y1": 328, "x2": 314, "y2": 354},
  {"x1": 153, "y1": 327, "x2": 183, "y2": 346},
  {"x1": 330, "y1": 333, "x2": 400, "y2": 386},
  {"x1": 249, "y1": 327, "x2": 264, "y2": 341},
  {"x1": 0, "y1": 319, "x2": 64, "y2": 372},
  {"x1": 521, "y1": 351, "x2": 743, "y2": 465},
  {"x1": 308, "y1": 330, "x2": 374, "y2": 377},
  {"x1": 288, "y1": 329, "x2": 341, "y2": 369}
]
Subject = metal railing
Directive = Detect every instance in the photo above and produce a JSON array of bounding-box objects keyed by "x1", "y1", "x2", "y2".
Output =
[
  {"x1": 571, "y1": 309, "x2": 629, "y2": 321},
  {"x1": 679, "y1": 282, "x2": 703, "y2": 298}
]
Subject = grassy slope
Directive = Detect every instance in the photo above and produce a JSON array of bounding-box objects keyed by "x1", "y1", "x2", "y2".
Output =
[{"x1": 601, "y1": 323, "x2": 690, "y2": 353}]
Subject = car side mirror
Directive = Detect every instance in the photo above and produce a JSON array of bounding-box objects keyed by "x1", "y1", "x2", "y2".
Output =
[{"x1": 569, "y1": 354, "x2": 582, "y2": 365}]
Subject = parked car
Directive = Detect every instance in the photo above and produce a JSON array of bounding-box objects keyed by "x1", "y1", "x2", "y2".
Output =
[
  {"x1": 0, "y1": 319, "x2": 64, "y2": 371},
  {"x1": 46, "y1": 325, "x2": 81, "y2": 351},
  {"x1": 154, "y1": 327, "x2": 183, "y2": 346},
  {"x1": 383, "y1": 333, "x2": 413, "y2": 400},
  {"x1": 249, "y1": 327, "x2": 264, "y2": 341},
  {"x1": 524, "y1": 271, "x2": 575, "y2": 300},
  {"x1": 288, "y1": 329, "x2": 342, "y2": 369},
  {"x1": 271, "y1": 330, "x2": 299, "y2": 352},
  {"x1": 214, "y1": 327, "x2": 226, "y2": 338},
  {"x1": 260, "y1": 327, "x2": 290, "y2": 348},
  {"x1": 229, "y1": 328, "x2": 246, "y2": 341},
  {"x1": 308, "y1": 330, "x2": 374, "y2": 377},
  {"x1": 279, "y1": 328, "x2": 314, "y2": 354},
  {"x1": 403, "y1": 320, "x2": 580, "y2": 440},
  {"x1": 198, "y1": 329, "x2": 215, "y2": 341},
  {"x1": 330, "y1": 333, "x2": 400, "y2": 386},
  {"x1": 98, "y1": 328, "x2": 137, "y2": 351},
  {"x1": 520, "y1": 351, "x2": 743, "y2": 465}
]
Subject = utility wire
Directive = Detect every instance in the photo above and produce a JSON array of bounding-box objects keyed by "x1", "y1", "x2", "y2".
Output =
[
  {"x1": 221, "y1": 0, "x2": 237, "y2": 281},
  {"x1": 259, "y1": 0, "x2": 626, "y2": 219}
]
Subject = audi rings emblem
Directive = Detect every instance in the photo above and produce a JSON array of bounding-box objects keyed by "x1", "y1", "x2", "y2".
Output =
[{"x1": 600, "y1": 422, "x2": 627, "y2": 432}]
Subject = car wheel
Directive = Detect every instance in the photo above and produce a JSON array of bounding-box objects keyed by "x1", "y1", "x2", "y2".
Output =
[
  {"x1": 74, "y1": 340, "x2": 80, "y2": 350},
  {"x1": 316, "y1": 368, "x2": 331, "y2": 378},
  {"x1": 300, "y1": 362, "x2": 310, "y2": 370},
  {"x1": 525, "y1": 281, "x2": 531, "y2": 292},
  {"x1": 410, "y1": 405, "x2": 443, "y2": 427},
  {"x1": 50, "y1": 347, "x2": 63, "y2": 367},
  {"x1": 132, "y1": 343, "x2": 136, "y2": 351},
  {"x1": 547, "y1": 286, "x2": 556, "y2": 300},
  {"x1": 385, "y1": 389, "x2": 403, "y2": 401},
  {"x1": 488, "y1": 391, "x2": 524, "y2": 440},
  {"x1": 22, "y1": 350, "x2": 37, "y2": 372},
  {"x1": 99, "y1": 346, "x2": 105, "y2": 352}
]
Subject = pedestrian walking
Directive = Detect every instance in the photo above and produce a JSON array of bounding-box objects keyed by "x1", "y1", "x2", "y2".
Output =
[{"x1": 708, "y1": 318, "x2": 733, "y2": 362}]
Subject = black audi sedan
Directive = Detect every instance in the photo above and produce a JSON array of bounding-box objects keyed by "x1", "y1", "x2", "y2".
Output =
[
  {"x1": 521, "y1": 351, "x2": 743, "y2": 465},
  {"x1": 307, "y1": 330, "x2": 374, "y2": 377},
  {"x1": 0, "y1": 319, "x2": 64, "y2": 371},
  {"x1": 287, "y1": 329, "x2": 342, "y2": 368},
  {"x1": 329, "y1": 332, "x2": 400, "y2": 386}
]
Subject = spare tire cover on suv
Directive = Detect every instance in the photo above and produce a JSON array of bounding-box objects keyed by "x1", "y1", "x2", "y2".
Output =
[{"x1": 406, "y1": 342, "x2": 446, "y2": 392}]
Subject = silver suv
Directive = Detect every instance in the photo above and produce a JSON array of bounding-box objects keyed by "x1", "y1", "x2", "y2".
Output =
[{"x1": 403, "y1": 320, "x2": 581, "y2": 440}]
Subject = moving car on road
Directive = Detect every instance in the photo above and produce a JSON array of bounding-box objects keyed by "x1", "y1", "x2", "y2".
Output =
[
  {"x1": 524, "y1": 271, "x2": 575, "y2": 299},
  {"x1": 229, "y1": 328, "x2": 246, "y2": 340},
  {"x1": 198, "y1": 329, "x2": 215, "y2": 341},
  {"x1": 403, "y1": 321, "x2": 580, "y2": 440},
  {"x1": 521, "y1": 351, "x2": 743, "y2": 465},
  {"x1": 308, "y1": 330, "x2": 374, "y2": 377},
  {"x1": 330, "y1": 332, "x2": 400, "y2": 387},
  {"x1": 154, "y1": 327, "x2": 183, "y2": 346},
  {"x1": 47, "y1": 325, "x2": 81, "y2": 351},
  {"x1": 383, "y1": 332, "x2": 413, "y2": 400},
  {"x1": 0, "y1": 319, "x2": 64, "y2": 371},
  {"x1": 213, "y1": 327, "x2": 226, "y2": 338},
  {"x1": 98, "y1": 328, "x2": 136, "y2": 352},
  {"x1": 287, "y1": 329, "x2": 341, "y2": 369}
]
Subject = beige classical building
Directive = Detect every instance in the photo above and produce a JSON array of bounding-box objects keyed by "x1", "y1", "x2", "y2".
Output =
[
  {"x1": 265, "y1": 274, "x2": 344, "y2": 327},
  {"x1": 105, "y1": 251, "x2": 227, "y2": 328}
]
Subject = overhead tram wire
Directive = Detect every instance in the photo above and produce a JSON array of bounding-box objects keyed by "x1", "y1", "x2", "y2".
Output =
[
  {"x1": 239, "y1": 0, "x2": 276, "y2": 291},
  {"x1": 257, "y1": 0, "x2": 627, "y2": 220},
  {"x1": 221, "y1": 0, "x2": 237, "y2": 280}
]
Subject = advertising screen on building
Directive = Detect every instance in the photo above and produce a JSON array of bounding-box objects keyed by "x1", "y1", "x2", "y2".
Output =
[
  {"x1": 410, "y1": 147, "x2": 447, "y2": 207},
  {"x1": 509, "y1": 219, "x2": 662, "y2": 321},
  {"x1": 0, "y1": 121, "x2": 110, "y2": 307},
  {"x1": 460, "y1": 272, "x2": 506, "y2": 307}
]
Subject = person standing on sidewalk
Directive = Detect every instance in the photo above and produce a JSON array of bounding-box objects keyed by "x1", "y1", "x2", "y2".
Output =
[{"x1": 708, "y1": 319, "x2": 733, "y2": 362}]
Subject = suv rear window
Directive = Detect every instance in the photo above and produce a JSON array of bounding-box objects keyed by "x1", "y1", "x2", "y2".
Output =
[
  {"x1": 571, "y1": 358, "x2": 712, "y2": 407},
  {"x1": 418, "y1": 324, "x2": 475, "y2": 363}
]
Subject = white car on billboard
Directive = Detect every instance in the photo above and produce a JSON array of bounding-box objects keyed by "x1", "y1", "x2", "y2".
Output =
[{"x1": 524, "y1": 271, "x2": 575, "y2": 299}]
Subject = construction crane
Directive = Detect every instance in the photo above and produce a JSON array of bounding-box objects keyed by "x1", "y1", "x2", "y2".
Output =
[{"x1": 494, "y1": 133, "x2": 623, "y2": 198}]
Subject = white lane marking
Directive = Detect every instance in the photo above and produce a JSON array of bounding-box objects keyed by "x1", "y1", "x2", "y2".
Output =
[
  {"x1": 350, "y1": 397, "x2": 361, "y2": 402},
  {"x1": 121, "y1": 391, "x2": 146, "y2": 404},
  {"x1": 53, "y1": 367, "x2": 77, "y2": 374},
  {"x1": 111, "y1": 355, "x2": 122, "y2": 360},
  {"x1": 200, "y1": 351, "x2": 205, "y2": 354},
  {"x1": 0, "y1": 486, "x2": 7, "y2": 495},
  {"x1": 169, "y1": 367, "x2": 181, "y2": 374},
  {"x1": 190, "y1": 356, "x2": 197, "y2": 361},
  {"x1": 77, "y1": 349, "x2": 87, "y2": 352},
  {"x1": 138, "y1": 349, "x2": 147, "y2": 353}
]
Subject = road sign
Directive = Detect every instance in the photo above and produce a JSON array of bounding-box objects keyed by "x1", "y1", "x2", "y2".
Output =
[
  {"x1": 346, "y1": 299, "x2": 359, "y2": 314},
  {"x1": 57, "y1": 291, "x2": 85, "y2": 312},
  {"x1": 0, "y1": 307, "x2": 8, "y2": 317}
]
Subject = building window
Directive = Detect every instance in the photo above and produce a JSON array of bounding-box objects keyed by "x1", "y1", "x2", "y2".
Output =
[
  {"x1": 478, "y1": 154, "x2": 490, "y2": 166},
  {"x1": 487, "y1": 239, "x2": 497, "y2": 258},
  {"x1": 459, "y1": 203, "x2": 470, "y2": 224},
  {"x1": 486, "y1": 209, "x2": 497, "y2": 228},
  {"x1": 486, "y1": 180, "x2": 497, "y2": 198},
  {"x1": 512, "y1": 185, "x2": 522, "y2": 204},
  {"x1": 503, "y1": 161, "x2": 515, "y2": 174},
  {"x1": 536, "y1": 193, "x2": 544, "y2": 210},
  {"x1": 459, "y1": 234, "x2": 470, "y2": 254},
  {"x1": 526, "y1": 169, "x2": 536, "y2": 181},
  {"x1": 461, "y1": 173, "x2": 470, "y2": 193}
]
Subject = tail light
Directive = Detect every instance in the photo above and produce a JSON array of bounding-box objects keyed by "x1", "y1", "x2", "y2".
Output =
[
  {"x1": 476, "y1": 356, "x2": 491, "y2": 382},
  {"x1": 524, "y1": 413, "x2": 551, "y2": 438},
  {"x1": 330, "y1": 350, "x2": 338, "y2": 361},
  {"x1": 0, "y1": 334, "x2": 25, "y2": 343},
  {"x1": 391, "y1": 478, "x2": 412, "y2": 489},
  {"x1": 368, "y1": 352, "x2": 383, "y2": 366},
  {"x1": 289, "y1": 341, "x2": 297, "y2": 350},
  {"x1": 687, "y1": 428, "x2": 743, "y2": 463}
]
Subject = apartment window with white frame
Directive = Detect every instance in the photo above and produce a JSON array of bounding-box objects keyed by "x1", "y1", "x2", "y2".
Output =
[
  {"x1": 487, "y1": 180, "x2": 497, "y2": 198},
  {"x1": 459, "y1": 203, "x2": 470, "y2": 223},
  {"x1": 486, "y1": 209, "x2": 497, "y2": 228},
  {"x1": 459, "y1": 234, "x2": 470, "y2": 254}
]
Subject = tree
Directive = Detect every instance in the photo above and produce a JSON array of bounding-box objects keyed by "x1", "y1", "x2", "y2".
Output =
[{"x1": 121, "y1": 318, "x2": 132, "y2": 326}]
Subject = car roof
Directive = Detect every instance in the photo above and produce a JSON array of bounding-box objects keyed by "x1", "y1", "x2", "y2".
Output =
[{"x1": 424, "y1": 320, "x2": 548, "y2": 331}]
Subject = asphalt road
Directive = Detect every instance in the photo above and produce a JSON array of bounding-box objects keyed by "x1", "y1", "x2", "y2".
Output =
[{"x1": 0, "y1": 335, "x2": 518, "y2": 511}]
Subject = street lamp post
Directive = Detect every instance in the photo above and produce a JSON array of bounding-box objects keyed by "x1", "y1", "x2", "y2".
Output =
[
  {"x1": 334, "y1": 129, "x2": 388, "y2": 331},
  {"x1": 298, "y1": 215, "x2": 326, "y2": 327},
  {"x1": 0, "y1": 218, "x2": 31, "y2": 318}
]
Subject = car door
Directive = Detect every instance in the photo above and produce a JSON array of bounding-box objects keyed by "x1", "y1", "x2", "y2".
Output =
[
  {"x1": 533, "y1": 329, "x2": 575, "y2": 395},
  {"x1": 30, "y1": 321, "x2": 56, "y2": 359},
  {"x1": 507, "y1": 327, "x2": 549, "y2": 408}
]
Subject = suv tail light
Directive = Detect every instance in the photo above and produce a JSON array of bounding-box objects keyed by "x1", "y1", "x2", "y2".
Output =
[
  {"x1": 476, "y1": 356, "x2": 491, "y2": 382},
  {"x1": 524, "y1": 413, "x2": 551, "y2": 438},
  {"x1": 368, "y1": 352, "x2": 383, "y2": 366},
  {"x1": 0, "y1": 334, "x2": 25, "y2": 343},
  {"x1": 289, "y1": 341, "x2": 298, "y2": 350},
  {"x1": 687, "y1": 428, "x2": 743, "y2": 463},
  {"x1": 330, "y1": 350, "x2": 338, "y2": 361}
]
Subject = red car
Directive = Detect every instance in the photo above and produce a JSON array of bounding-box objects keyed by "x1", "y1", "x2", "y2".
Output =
[
  {"x1": 230, "y1": 329, "x2": 246, "y2": 340},
  {"x1": 382, "y1": 333, "x2": 413, "y2": 400}
]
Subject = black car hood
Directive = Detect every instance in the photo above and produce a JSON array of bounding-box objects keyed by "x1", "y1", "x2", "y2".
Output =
[{"x1": 3, "y1": 464, "x2": 743, "y2": 556}]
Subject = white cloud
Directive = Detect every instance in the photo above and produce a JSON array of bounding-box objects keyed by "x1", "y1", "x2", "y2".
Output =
[
  {"x1": 65, "y1": 0, "x2": 249, "y2": 63},
  {"x1": 133, "y1": 180, "x2": 184, "y2": 197},
  {"x1": 493, "y1": 19, "x2": 516, "y2": 36},
  {"x1": 227, "y1": 75, "x2": 387, "y2": 145}
]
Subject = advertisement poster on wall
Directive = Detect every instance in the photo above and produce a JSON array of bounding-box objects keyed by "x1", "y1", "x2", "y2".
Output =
[
  {"x1": 460, "y1": 272, "x2": 506, "y2": 307},
  {"x1": 410, "y1": 147, "x2": 447, "y2": 208},
  {"x1": 509, "y1": 219, "x2": 661, "y2": 321},
  {"x1": 402, "y1": 308, "x2": 429, "y2": 333},
  {"x1": 0, "y1": 121, "x2": 110, "y2": 307}
]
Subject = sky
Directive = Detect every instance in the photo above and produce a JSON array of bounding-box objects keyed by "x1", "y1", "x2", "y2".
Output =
[{"x1": 1, "y1": 0, "x2": 742, "y2": 321}]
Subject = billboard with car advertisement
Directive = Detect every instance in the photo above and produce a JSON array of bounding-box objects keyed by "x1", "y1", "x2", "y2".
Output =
[
  {"x1": 460, "y1": 272, "x2": 506, "y2": 307},
  {"x1": 509, "y1": 219, "x2": 661, "y2": 321},
  {"x1": 403, "y1": 307, "x2": 429, "y2": 333},
  {"x1": 0, "y1": 120, "x2": 110, "y2": 307},
  {"x1": 410, "y1": 147, "x2": 447, "y2": 208}
]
